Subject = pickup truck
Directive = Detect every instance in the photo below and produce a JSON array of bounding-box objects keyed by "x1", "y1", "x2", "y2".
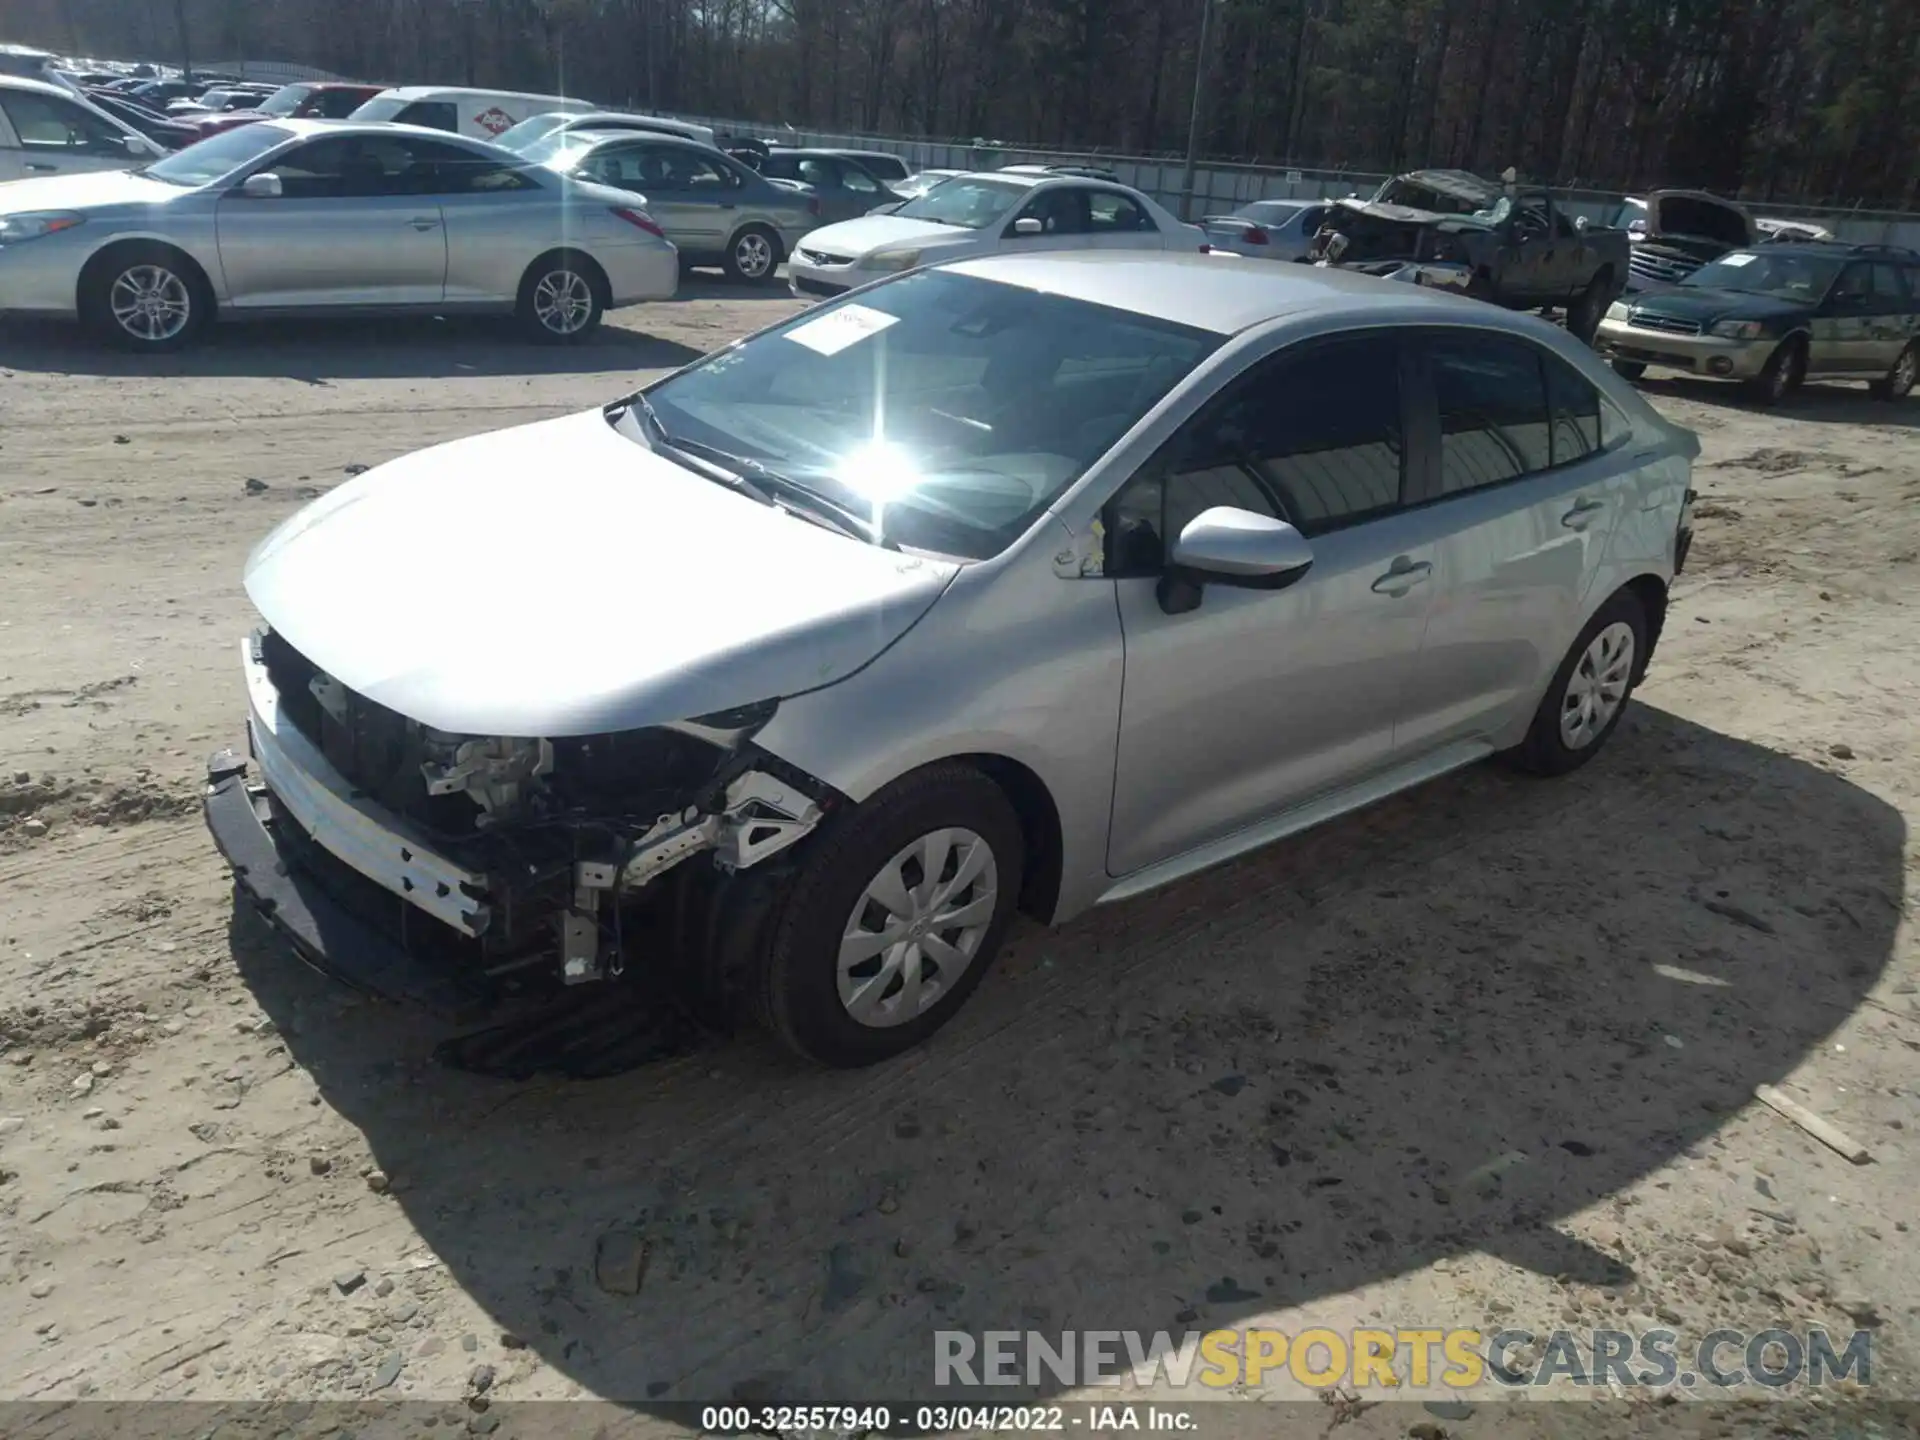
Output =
[{"x1": 1307, "y1": 168, "x2": 1631, "y2": 342}]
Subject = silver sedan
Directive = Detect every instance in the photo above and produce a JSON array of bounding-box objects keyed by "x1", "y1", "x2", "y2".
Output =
[
  {"x1": 0, "y1": 119, "x2": 679, "y2": 349},
  {"x1": 207, "y1": 254, "x2": 1698, "y2": 1066}
]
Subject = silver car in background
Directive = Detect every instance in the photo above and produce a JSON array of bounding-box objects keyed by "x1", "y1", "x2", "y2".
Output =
[
  {"x1": 1201, "y1": 199, "x2": 1330, "y2": 261},
  {"x1": 0, "y1": 118, "x2": 678, "y2": 349},
  {"x1": 533, "y1": 129, "x2": 819, "y2": 283},
  {"x1": 206, "y1": 254, "x2": 1697, "y2": 1068}
]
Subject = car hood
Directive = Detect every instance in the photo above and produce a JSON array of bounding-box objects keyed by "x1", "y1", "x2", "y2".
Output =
[
  {"x1": 0, "y1": 167, "x2": 185, "y2": 214},
  {"x1": 243, "y1": 410, "x2": 961, "y2": 738},
  {"x1": 799, "y1": 214, "x2": 978, "y2": 255},
  {"x1": 1629, "y1": 287, "x2": 1812, "y2": 324}
]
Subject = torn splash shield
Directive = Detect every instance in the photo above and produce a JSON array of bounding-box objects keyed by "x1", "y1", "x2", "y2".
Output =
[{"x1": 434, "y1": 976, "x2": 720, "y2": 1080}]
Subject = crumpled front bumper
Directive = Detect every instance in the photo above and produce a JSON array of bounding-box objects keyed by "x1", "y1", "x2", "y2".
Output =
[{"x1": 203, "y1": 750, "x2": 493, "y2": 1019}]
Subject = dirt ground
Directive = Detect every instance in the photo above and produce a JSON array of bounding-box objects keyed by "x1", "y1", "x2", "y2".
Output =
[{"x1": 1, "y1": 283, "x2": 1917, "y2": 1436}]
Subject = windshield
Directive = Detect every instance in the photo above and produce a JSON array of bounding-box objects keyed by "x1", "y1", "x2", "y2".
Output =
[
  {"x1": 138, "y1": 123, "x2": 292, "y2": 186},
  {"x1": 633, "y1": 269, "x2": 1221, "y2": 560},
  {"x1": 1682, "y1": 251, "x2": 1845, "y2": 301},
  {"x1": 349, "y1": 95, "x2": 407, "y2": 123},
  {"x1": 893, "y1": 177, "x2": 1028, "y2": 229},
  {"x1": 494, "y1": 112, "x2": 570, "y2": 153},
  {"x1": 256, "y1": 84, "x2": 312, "y2": 116}
]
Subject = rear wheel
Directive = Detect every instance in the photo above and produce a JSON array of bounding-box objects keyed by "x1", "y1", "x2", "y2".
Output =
[
  {"x1": 1567, "y1": 274, "x2": 1610, "y2": 344},
  {"x1": 1611, "y1": 359, "x2": 1647, "y2": 381},
  {"x1": 516, "y1": 252, "x2": 606, "y2": 343},
  {"x1": 1504, "y1": 589, "x2": 1648, "y2": 777},
  {"x1": 1744, "y1": 336, "x2": 1806, "y2": 406},
  {"x1": 724, "y1": 225, "x2": 781, "y2": 284},
  {"x1": 751, "y1": 764, "x2": 1024, "y2": 1067},
  {"x1": 1868, "y1": 342, "x2": 1917, "y2": 401},
  {"x1": 81, "y1": 243, "x2": 210, "y2": 352}
]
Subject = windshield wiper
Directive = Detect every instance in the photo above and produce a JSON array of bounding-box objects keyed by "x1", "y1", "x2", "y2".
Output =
[{"x1": 614, "y1": 395, "x2": 896, "y2": 549}]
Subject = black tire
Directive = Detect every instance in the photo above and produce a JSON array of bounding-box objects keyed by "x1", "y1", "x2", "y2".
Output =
[
  {"x1": 1867, "y1": 342, "x2": 1917, "y2": 401},
  {"x1": 1503, "y1": 588, "x2": 1649, "y2": 778},
  {"x1": 1567, "y1": 274, "x2": 1609, "y2": 345},
  {"x1": 515, "y1": 252, "x2": 606, "y2": 343},
  {"x1": 1611, "y1": 359, "x2": 1647, "y2": 381},
  {"x1": 79, "y1": 242, "x2": 211, "y2": 352},
  {"x1": 751, "y1": 763, "x2": 1024, "y2": 1067},
  {"x1": 723, "y1": 225, "x2": 781, "y2": 285},
  {"x1": 1744, "y1": 336, "x2": 1806, "y2": 406}
]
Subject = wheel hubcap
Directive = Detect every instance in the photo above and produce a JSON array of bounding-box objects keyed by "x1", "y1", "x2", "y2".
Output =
[
  {"x1": 736, "y1": 234, "x2": 772, "y2": 277},
  {"x1": 533, "y1": 270, "x2": 593, "y2": 333},
  {"x1": 1897, "y1": 350, "x2": 1917, "y2": 391},
  {"x1": 1560, "y1": 621, "x2": 1636, "y2": 750},
  {"x1": 837, "y1": 827, "x2": 998, "y2": 1029},
  {"x1": 110, "y1": 265, "x2": 190, "y2": 342}
]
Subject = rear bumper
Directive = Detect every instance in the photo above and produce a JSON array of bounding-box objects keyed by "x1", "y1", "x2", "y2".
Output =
[{"x1": 204, "y1": 751, "x2": 492, "y2": 1019}]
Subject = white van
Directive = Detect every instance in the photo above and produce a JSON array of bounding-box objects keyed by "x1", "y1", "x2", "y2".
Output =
[
  {"x1": 0, "y1": 74, "x2": 166, "y2": 183},
  {"x1": 349, "y1": 86, "x2": 597, "y2": 142}
]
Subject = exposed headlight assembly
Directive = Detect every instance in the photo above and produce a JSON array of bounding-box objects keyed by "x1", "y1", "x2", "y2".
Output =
[
  {"x1": 1605, "y1": 301, "x2": 1631, "y2": 322},
  {"x1": 1709, "y1": 318, "x2": 1766, "y2": 340},
  {"x1": 0, "y1": 212, "x2": 85, "y2": 245}
]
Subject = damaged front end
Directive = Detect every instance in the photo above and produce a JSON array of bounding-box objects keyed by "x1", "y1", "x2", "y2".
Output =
[
  {"x1": 1307, "y1": 198, "x2": 1489, "y2": 278},
  {"x1": 204, "y1": 627, "x2": 829, "y2": 1017}
]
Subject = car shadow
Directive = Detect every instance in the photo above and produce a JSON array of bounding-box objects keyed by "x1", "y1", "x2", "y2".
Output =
[
  {"x1": 0, "y1": 312, "x2": 707, "y2": 382},
  {"x1": 230, "y1": 705, "x2": 1903, "y2": 1405},
  {"x1": 1638, "y1": 374, "x2": 1920, "y2": 427}
]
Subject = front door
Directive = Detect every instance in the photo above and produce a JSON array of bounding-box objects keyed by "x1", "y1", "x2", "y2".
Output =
[
  {"x1": 1106, "y1": 332, "x2": 1439, "y2": 876},
  {"x1": 0, "y1": 89, "x2": 137, "y2": 178},
  {"x1": 215, "y1": 134, "x2": 448, "y2": 308},
  {"x1": 1394, "y1": 330, "x2": 1640, "y2": 753}
]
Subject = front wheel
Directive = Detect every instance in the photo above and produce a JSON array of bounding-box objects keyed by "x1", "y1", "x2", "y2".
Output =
[
  {"x1": 1744, "y1": 337, "x2": 1806, "y2": 406},
  {"x1": 723, "y1": 226, "x2": 781, "y2": 284},
  {"x1": 516, "y1": 254, "x2": 605, "y2": 343},
  {"x1": 1503, "y1": 589, "x2": 1648, "y2": 777},
  {"x1": 1868, "y1": 343, "x2": 1917, "y2": 401},
  {"x1": 751, "y1": 764, "x2": 1024, "y2": 1067},
  {"x1": 82, "y1": 244, "x2": 210, "y2": 352}
]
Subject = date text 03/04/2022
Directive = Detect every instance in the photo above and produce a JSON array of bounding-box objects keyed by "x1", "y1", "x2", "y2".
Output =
[{"x1": 698, "y1": 1406, "x2": 1198, "y2": 1432}]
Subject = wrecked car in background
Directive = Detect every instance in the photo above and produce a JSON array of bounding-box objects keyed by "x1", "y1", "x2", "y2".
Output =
[
  {"x1": 1306, "y1": 168, "x2": 1629, "y2": 341},
  {"x1": 1620, "y1": 190, "x2": 1755, "y2": 295}
]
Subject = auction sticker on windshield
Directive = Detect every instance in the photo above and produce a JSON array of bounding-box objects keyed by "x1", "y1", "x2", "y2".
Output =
[
  {"x1": 1721, "y1": 253, "x2": 1757, "y2": 266},
  {"x1": 785, "y1": 303, "x2": 900, "y2": 356}
]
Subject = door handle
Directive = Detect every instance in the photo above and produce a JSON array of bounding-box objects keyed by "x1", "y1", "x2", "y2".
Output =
[
  {"x1": 1371, "y1": 557, "x2": 1433, "y2": 596},
  {"x1": 1562, "y1": 497, "x2": 1607, "y2": 529},
  {"x1": 406, "y1": 217, "x2": 440, "y2": 230},
  {"x1": 25, "y1": 162, "x2": 55, "y2": 172}
]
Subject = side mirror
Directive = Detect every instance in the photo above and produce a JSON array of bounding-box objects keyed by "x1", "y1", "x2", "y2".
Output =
[
  {"x1": 239, "y1": 171, "x2": 282, "y2": 199},
  {"x1": 1159, "y1": 506, "x2": 1314, "y2": 614},
  {"x1": 1012, "y1": 216, "x2": 1043, "y2": 236},
  {"x1": 1575, "y1": 214, "x2": 1590, "y2": 232}
]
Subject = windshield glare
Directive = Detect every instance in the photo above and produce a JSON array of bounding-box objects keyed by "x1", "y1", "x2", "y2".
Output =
[
  {"x1": 1682, "y1": 252, "x2": 1845, "y2": 301},
  {"x1": 257, "y1": 85, "x2": 310, "y2": 116},
  {"x1": 893, "y1": 177, "x2": 1027, "y2": 229},
  {"x1": 140, "y1": 123, "x2": 292, "y2": 186},
  {"x1": 494, "y1": 113, "x2": 570, "y2": 152},
  {"x1": 523, "y1": 129, "x2": 595, "y2": 168},
  {"x1": 636, "y1": 269, "x2": 1221, "y2": 560},
  {"x1": 349, "y1": 95, "x2": 406, "y2": 123}
]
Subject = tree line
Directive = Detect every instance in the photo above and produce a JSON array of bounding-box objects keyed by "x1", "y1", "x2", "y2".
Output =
[{"x1": 17, "y1": 0, "x2": 1920, "y2": 208}]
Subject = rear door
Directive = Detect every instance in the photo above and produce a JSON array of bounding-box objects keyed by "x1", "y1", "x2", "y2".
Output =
[
  {"x1": 1394, "y1": 329, "x2": 1642, "y2": 754},
  {"x1": 1812, "y1": 262, "x2": 1877, "y2": 374},
  {"x1": 216, "y1": 133, "x2": 448, "y2": 308},
  {"x1": 0, "y1": 89, "x2": 135, "y2": 176},
  {"x1": 1865, "y1": 263, "x2": 1915, "y2": 370},
  {"x1": 1085, "y1": 188, "x2": 1174, "y2": 251}
]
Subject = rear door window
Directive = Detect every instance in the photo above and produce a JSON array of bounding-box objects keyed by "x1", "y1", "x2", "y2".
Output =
[
  {"x1": 1425, "y1": 332, "x2": 1553, "y2": 494},
  {"x1": 1542, "y1": 351, "x2": 1605, "y2": 464},
  {"x1": 1089, "y1": 190, "x2": 1156, "y2": 233}
]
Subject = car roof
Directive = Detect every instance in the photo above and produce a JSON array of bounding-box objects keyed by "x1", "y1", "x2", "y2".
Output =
[
  {"x1": 562, "y1": 129, "x2": 720, "y2": 154},
  {"x1": 261, "y1": 118, "x2": 506, "y2": 150},
  {"x1": 0, "y1": 74, "x2": 79, "y2": 99},
  {"x1": 370, "y1": 85, "x2": 581, "y2": 102},
  {"x1": 943, "y1": 251, "x2": 1494, "y2": 336}
]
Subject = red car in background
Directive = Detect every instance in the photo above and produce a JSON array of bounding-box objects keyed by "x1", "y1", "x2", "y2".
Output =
[{"x1": 181, "y1": 81, "x2": 384, "y2": 140}]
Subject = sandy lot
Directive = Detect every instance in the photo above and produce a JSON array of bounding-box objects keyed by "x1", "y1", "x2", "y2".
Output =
[{"x1": 1, "y1": 287, "x2": 1917, "y2": 1436}]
